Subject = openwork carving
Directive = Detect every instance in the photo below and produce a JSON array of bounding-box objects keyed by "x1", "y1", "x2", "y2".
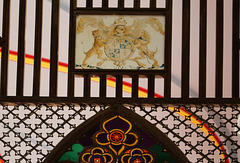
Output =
[
  {"x1": 121, "y1": 148, "x2": 154, "y2": 163},
  {"x1": 79, "y1": 147, "x2": 115, "y2": 163},
  {"x1": 53, "y1": 106, "x2": 180, "y2": 163},
  {"x1": 94, "y1": 116, "x2": 139, "y2": 155},
  {"x1": 0, "y1": 104, "x2": 239, "y2": 163}
]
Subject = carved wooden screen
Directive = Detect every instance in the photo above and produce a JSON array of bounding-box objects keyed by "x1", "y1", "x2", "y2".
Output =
[
  {"x1": 0, "y1": 0, "x2": 238, "y2": 104},
  {"x1": 0, "y1": 0, "x2": 239, "y2": 162}
]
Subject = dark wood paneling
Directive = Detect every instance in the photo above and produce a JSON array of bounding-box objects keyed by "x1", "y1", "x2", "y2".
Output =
[
  {"x1": 118, "y1": 0, "x2": 124, "y2": 9},
  {"x1": 100, "y1": 75, "x2": 107, "y2": 97},
  {"x1": 84, "y1": 74, "x2": 91, "y2": 97},
  {"x1": 132, "y1": 75, "x2": 139, "y2": 98},
  {"x1": 148, "y1": 75, "x2": 155, "y2": 98},
  {"x1": 68, "y1": 1, "x2": 77, "y2": 97},
  {"x1": 0, "y1": 0, "x2": 11, "y2": 96},
  {"x1": 181, "y1": 0, "x2": 190, "y2": 98},
  {"x1": 164, "y1": 0, "x2": 172, "y2": 98},
  {"x1": 232, "y1": 0, "x2": 239, "y2": 98},
  {"x1": 199, "y1": 0, "x2": 207, "y2": 98},
  {"x1": 134, "y1": 0, "x2": 140, "y2": 8},
  {"x1": 73, "y1": 69, "x2": 166, "y2": 76},
  {"x1": 150, "y1": 0, "x2": 156, "y2": 9},
  {"x1": 102, "y1": 0, "x2": 109, "y2": 8},
  {"x1": 215, "y1": 0, "x2": 224, "y2": 98},
  {"x1": 86, "y1": 0, "x2": 93, "y2": 8},
  {"x1": 75, "y1": 8, "x2": 168, "y2": 14},
  {"x1": 49, "y1": 0, "x2": 60, "y2": 97},
  {"x1": 0, "y1": 37, "x2": 3, "y2": 46},
  {"x1": 116, "y1": 74, "x2": 123, "y2": 97},
  {"x1": 16, "y1": 0, "x2": 27, "y2": 96},
  {"x1": 33, "y1": 0, "x2": 43, "y2": 96},
  {"x1": 0, "y1": 97, "x2": 239, "y2": 105}
]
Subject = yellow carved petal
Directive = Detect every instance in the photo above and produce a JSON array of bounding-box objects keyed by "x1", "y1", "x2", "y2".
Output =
[
  {"x1": 143, "y1": 153, "x2": 154, "y2": 163},
  {"x1": 81, "y1": 152, "x2": 91, "y2": 162},
  {"x1": 123, "y1": 132, "x2": 139, "y2": 147},
  {"x1": 102, "y1": 153, "x2": 114, "y2": 163},
  {"x1": 102, "y1": 116, "x2": 132, "y2": 134},
  {"x1": 95, "y1": 132, "x2": 110, "y2": 146}
]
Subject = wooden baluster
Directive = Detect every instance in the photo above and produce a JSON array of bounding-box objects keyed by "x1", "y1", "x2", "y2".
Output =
[
  {"x1": 33, "y1": 0, "x2": 43, "y2": 96},
  {"x1": 199, "y1": 0, "x2": 207, "y2": 98},
  {"x1": 215, "y1": 0, "x2": 223, "y2": 98},
  {"x1": 49, "y1": 0, "x2": 60, "y2": 97},
  {"x1": 0, "y1": 0, "x2": 11, "y2": 96},
  {"x1": 232, "y1": 0, "x2": 239, "y2": 97},
  {"x1": 181, "y1": 0, "x2": 190, "y2": 98},
  {"x1": 16, "y1": 0, "x2": 27, "y2": 96}
]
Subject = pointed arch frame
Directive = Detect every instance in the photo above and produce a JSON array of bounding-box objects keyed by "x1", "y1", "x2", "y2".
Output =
[{"x1": 43, "y1": 104, "x2": 190, "y2": 163}]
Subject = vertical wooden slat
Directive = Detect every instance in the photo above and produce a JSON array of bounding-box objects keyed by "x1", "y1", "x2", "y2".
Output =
[
  {"x1": 0, "y1": 37, "x2": 3, "y2": 46},
  {"x1": 86, "y1": 0, "x2": 93, "y2": 8},
  {"x1": 181, "y1": 0, "x2": 190, "y2": 98},
  {"x1": 134, "y1": 0, "x2": 140, "y2": 8},
  {"x1": 118, "y1": 0, "x2": 124, "y2": 8},
  {"x1": 49, "y1": 0, "x2": 60, "y2": 97},
  {"x1": 150, "y1": 0, "x2": 156, "y2": 9},
  {"x1": 199, "y1": 0, "x2": 207, "y2": 98},
  {"x1": 132, "y1": 75, "x2": 139, "y2": 98},
  {"x1": 68, "y1": 1, "x2": 77, "y2": 97},
  {"x1": 16, "y1": 0, "x2": 27, "y2": 96},
  {"x1": 33, "y1": 0, "x2": 43, "y2": 96},
  {"x1": 215, "y1": 0, "x2": 223, "y2": 98},
  {"x1": 0, "y1": 0, "x2": 11, "y2": 96},
  {"x1": 116, "y1": 74, "x2": 123, "y2": 98},
  {"x1": 164, "y1": 0, "x2": 172, "y2": 98},
  {"x1": 100, "y1": 74, "x2": 107, "y2": 97},
  {"x1": 148, "y1": 75, "x2": 155, "y2": 98},
  {"x1": 102, "y1": 0, "x2": 109, "y2": 8},
  {"x1": 84, "y1": 75, "x2": 91, "y2": 97},
  {"x1": 232, "y1": 0, "x2": 239, "y2": 98}
]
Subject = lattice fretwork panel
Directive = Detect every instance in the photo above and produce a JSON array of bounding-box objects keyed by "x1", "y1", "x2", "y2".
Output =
[
  {"x1": 125, "y1": 105, "x2": 240, "y2": 163},
  {"x1": 0, "y1": 104, "x2": 108, "y2": 163},
  {"x1": 0, "y1": 104, "x2": 239, "y2": 163}
]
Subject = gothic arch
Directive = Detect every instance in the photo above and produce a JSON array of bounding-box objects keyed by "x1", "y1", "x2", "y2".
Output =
[{"x1": 44, "y1": 105, "x2": 190, "y2": 163}]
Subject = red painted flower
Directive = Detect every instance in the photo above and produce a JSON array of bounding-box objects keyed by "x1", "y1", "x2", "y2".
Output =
[{"x1": 95, "y1": 116, "x2": 139, "y2": 155}]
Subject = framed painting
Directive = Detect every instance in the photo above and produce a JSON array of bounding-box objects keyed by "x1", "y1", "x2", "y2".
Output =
[{"x1": 74, "y1": 15, "x2": 166, "y2": 70}]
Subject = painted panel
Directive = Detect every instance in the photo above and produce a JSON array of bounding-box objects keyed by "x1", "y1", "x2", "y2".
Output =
[{"x1": 75, "y1": 15, "x2": 165, "y2": 70}]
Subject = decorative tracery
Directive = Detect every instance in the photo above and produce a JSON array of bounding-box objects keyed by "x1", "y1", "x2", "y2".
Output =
[
  {"x1": 94, "y1": 116, "x2": 139, "y2": 155},
  {"x1": 80, "y1": 147, "x2": 114, "y2": 163},
  {"x1": 57, "y1": 110, "x2": 176, "y2": 163}
]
